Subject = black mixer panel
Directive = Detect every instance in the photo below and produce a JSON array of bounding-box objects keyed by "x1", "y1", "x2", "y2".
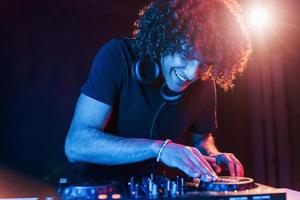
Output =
[{"x1": 57, "y1": 175, "x2": 286, "y2": 200}]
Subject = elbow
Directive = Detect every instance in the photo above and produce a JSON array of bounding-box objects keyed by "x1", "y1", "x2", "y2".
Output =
[
  {"x1": 65, "y1": 147, "x2": 75, "y2": 163},
  {"x1": 64, "y1": 134, "x2": 80, "y2": 163}
]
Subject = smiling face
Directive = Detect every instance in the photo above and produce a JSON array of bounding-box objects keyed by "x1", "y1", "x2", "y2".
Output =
[{"x1": 160, "y1": 53, "x2": 203, "y2": 92}]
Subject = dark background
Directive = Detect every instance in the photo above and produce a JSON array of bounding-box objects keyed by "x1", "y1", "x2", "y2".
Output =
[{"x1": 1, "y1": 0, "x2": 299, "y2": 191}]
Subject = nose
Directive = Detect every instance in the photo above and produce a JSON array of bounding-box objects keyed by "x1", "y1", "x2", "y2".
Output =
[{"x1": 184, "y1": 61, "x2": 201, "y2": 81}]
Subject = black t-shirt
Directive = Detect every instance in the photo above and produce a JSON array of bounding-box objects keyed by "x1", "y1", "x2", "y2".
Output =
[{"x1": 77, "y1": 38, "x2": 217, "y2": 179}]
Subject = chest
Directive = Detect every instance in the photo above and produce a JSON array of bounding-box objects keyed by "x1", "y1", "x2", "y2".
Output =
[{"x1": 114, "y1": 81, "x2": 205, "y2": 144}]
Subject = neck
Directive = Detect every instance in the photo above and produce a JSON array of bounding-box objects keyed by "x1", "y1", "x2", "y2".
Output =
[{"x1": 160, "y1": 83, "x2": 183, "y2": 103}]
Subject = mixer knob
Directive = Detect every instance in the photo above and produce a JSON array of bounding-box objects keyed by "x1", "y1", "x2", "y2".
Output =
[
  {"x1": 180, "y1": 177, "x2": 184, "y2": 188},
  {"x1": 161, "y1": 179, "x2": 171, "y2": 198},
  {"x1": 134, "y1": 183, "x2": 140, "y2": 198},
  {"x1": 163, "y1": 189, "x2": 169, "y2": 198},
  {"x1": 171, "y1": 181, "x2": 178, "y2": 197},
  {"x1": 151, "y1": 183, "x2": 158, "y2": 198},
  {"x1": 129, "y1": 177, "x2": 135, "y2": 196},
  {"x1": 63, "y1": 187, "x2": 70, "y2": 195},
  {"x1": 180, "y1": 177, "x2": 184, "y2": 195},
  {"x1": 148, "y1": 178, "x2": 153, "y2": 192},
  {"x1": 166, "y1": 180, "x2": 171, "y2": 191},
  {"x1": 75, "y1": 188, "x2": 84, "y2": 196},
  {"x1": 90, "y1": 188, "x2": 96, "y2": 195},
  {"x1": 70, "y1": 187, "x2": 77, "y2": 197},
  {"x1": 176, "y1": 176, "x2": 180, "y2": 185}
]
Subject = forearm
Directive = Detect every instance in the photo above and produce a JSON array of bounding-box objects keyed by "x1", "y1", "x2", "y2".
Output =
[
  {"x1": 194, "y1": 133, "x2": 220, "y2": 156},
  {"x1": 65, "y1": 125, "x2": 163, "y2": 165}
]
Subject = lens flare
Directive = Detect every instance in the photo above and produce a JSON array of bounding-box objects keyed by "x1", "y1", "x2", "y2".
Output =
[{"x1": 248, "y1": 6, "x2": 270, "y2": 29}]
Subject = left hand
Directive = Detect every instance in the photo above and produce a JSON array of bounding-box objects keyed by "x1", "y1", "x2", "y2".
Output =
[{"x1": 205, "y1": 153, "x2": 244, "y2": 177}]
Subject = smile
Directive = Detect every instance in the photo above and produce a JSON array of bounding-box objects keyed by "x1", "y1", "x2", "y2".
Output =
[{"x1": 174, "y1": 69, "x2": 187, "y2": 82}]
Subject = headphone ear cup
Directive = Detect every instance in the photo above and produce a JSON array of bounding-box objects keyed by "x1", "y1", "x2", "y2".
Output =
[
  {"x1": 160, "y1": 83, "x2": 183, "y2": 104},
  {"x1": 132, "y1": 55, "x2": 160, "y2": 85}
]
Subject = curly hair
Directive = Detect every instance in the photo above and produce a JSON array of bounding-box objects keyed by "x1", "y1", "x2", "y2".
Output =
[{"x1": 133, "y1": 0, "x2": 252, "y2": 91}]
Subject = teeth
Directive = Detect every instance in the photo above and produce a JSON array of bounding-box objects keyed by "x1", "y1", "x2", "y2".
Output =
[{"x1": 174, "y1": 70, "x2": 187, "y2": 82}]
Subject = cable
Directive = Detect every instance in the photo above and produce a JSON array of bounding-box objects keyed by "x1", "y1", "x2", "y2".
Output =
[
  {"x1": 149, "y1": 101, "x2": 166, "y2": 177},
  {"x1": 149, "y1": 101, "x2": 167, "y2": 139}
]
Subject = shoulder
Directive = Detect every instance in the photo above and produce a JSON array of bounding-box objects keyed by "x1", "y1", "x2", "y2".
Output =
[
  {"x1": 90, "y1": 38, "x2": 137, "y2": 73},
  {"x1": 94, "y1": 38, "x2": 137, "y2": 71},
  {"x1": 99, "y1": 38, "x2": 137, "y2": 59},
  {"x1": 191, "y1": 79, "x2": 216, "y2": 94},
  {"x1": 184, "y1": 79, "x2": 216, "y2": 105}
]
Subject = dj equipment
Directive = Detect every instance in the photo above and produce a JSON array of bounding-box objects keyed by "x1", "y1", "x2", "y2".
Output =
[
  {"x1": 132, "y1": 55, "x2": 184, "y2": 104},
  {"x1": 132, "y1": 55, "x2": 161, "y2": 85},
  {"x1": 57, "y1": 175, "x2": 286, "y2": 200}
]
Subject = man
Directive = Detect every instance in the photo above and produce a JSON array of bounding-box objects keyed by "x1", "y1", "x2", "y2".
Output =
[{"x1": 65, "y1": 0, "x2": 252, "y2": 182}]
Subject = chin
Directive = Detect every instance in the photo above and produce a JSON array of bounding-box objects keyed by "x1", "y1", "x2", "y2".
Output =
[
  {"x1": 170, "y1": 84, "x2": 188, "y2": 93},
  {"x1": 166, "y1": 79, "x2": 190, "y2": 93}
]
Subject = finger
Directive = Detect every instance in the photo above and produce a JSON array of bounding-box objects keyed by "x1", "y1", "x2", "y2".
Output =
[
  {"x1": 200, "y1": 174, "x2": 214, "y2": 182},
  {"x1": 211, "y1": 163, "x2": 222, "y2": 174},
  {"x1": 186, "y1": 153, "x2": 210, "y2": 177},
  {"x1": 181, "y1": 159, "x2": 202, "y2": 178},
  {"x1": 193, "y1": 150, "x2": 217, "y2": 176},
  {"x1": 204, "y1": 156, "x2": 217, "y2": 163},
  {"x1": 192, "y1": 150, "x2": 216, "y2": 176},
  {"x1": 204, "y1": 156, "x2": 222, "y2": 174},
  {"x1": 191, "y1": 149, "x2": 218, "y2": 179},
  {"x1": 230, "y1": 155, "x2": 244, "y2": 177},
  {"x1": 222, "y1": 155, "x2": 235, "y2": 177},
  {"x1": 216, "y1": 166, "x2": 222, "y2": 174},
  {"x1": 189, "y1": 149, "x2": 212, "y2": 172}
]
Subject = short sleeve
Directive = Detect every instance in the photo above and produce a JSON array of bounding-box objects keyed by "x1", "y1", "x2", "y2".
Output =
[
  {"x1": 81, "y1": 40, "x2": 122, "y2": 106},
  {"x1": 189, "y1": 80, "x2": 218, "y2": 134}
]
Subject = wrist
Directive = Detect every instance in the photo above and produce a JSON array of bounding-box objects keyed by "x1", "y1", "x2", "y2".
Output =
[
  {"x1": 200, "y1": 140, "x2": 220, "y2": 157},
  {"x1": 156, "y1": 139, "x2": 171, "y2": 162},
  {"x1": 150, "y1": 140, "x2": 164, "y2": 158}
]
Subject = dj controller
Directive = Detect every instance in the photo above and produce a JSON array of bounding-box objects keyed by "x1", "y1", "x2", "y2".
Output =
[{"x1": 56, "y1": 175, "x2": 286, "y2": 200}]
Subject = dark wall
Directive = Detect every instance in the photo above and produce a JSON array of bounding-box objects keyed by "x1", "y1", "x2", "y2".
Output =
[
  {"x1": 0, "y1": 0, "x2": 149, "y2": 181},
  {"x1": 283, "y1": 1, "x2": 300, "y2": 189}
]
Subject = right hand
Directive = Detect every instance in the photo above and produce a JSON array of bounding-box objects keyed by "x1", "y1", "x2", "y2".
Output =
[{"x1": 159, "y1": 141, "x2": 219, "y2": 182}]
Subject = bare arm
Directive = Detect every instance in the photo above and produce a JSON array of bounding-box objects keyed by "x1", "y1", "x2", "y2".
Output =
[
  {"x1": 65, "y1": 94, "x2": 162, "y2": 165},
  {"x1": 65, "y1": 94, "x2": 218, "y2": 180},
  {"x1": 193, "y1": 133, "x2": 220, "y2": 156}
]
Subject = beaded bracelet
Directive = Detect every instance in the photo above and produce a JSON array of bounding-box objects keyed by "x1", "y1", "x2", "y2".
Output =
[{"x1": 156, "y1": 139, "x2": 171, "y2": 162}]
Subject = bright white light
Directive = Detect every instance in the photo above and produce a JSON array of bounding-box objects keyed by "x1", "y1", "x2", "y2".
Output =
[{"x1": 248, "y1": 7, "x2": 270, "y2": 29}]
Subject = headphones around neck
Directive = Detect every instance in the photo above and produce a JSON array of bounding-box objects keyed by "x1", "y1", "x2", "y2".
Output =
[
  {"x1": 132, "y1": 55, "x2": 184, "y2": 104},
  {"x1": 132, "y1": 54, "x2": 161, "y2": 85}
]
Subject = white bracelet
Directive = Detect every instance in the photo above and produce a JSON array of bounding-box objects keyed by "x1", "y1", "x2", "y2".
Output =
[{"x1": 156, "y1": 139, "x2": 171, "y2": 162}]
